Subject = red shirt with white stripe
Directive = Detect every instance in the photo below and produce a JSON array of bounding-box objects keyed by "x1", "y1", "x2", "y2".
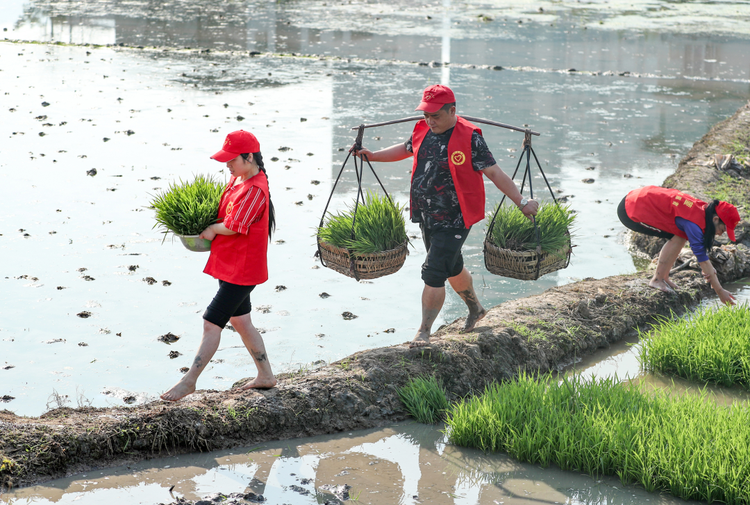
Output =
[{"x1": 203, "y1": 172, "x2": 270, "y2": 285}]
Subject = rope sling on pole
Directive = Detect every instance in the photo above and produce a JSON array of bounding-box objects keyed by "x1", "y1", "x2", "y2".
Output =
[
  {"x1": 484, "y1": 129, "x2": 572, "y2": 280},
  {"x1": 316, "y1": 125, "x2": 408, "y2": 281}
]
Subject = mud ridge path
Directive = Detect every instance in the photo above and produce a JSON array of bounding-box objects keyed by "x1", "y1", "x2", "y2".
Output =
[{"x1": 2, "y1": 102, "x2": 749, "y2": 490}]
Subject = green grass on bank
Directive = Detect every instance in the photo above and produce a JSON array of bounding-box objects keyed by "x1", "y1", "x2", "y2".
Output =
[
  {"x1": 397, "y1": 376, "x2": 448, "y2": 424},
  {"x1": 640, "y1": 303, "x2": 750, "y2": 389},
  {"x1": 318, "y1": 191, "x2": 407, "y2": 255},
  {"x1": 446, "y1": 374, "x2": 750, "y2": 504}
]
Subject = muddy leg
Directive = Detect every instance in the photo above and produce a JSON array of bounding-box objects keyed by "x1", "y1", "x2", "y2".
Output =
[
  {"x1": 231, "y1": 312, "x2": 277, "y2": 389},
  {"x1": 161, "y1": 319, "x2": 221, "y2": 402},
  {"x1": 411, "y1": 285, "x2": 445, "y2": 348},
  {"x1": 448, "y1": 267, "x2": 487, "y2": 332},
  {"x1": 651, "y1": 236, "x2": 686, "y2": 293}
]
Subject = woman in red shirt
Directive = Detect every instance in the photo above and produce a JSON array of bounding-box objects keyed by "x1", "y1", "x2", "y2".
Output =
[
  {"x1": 618, "y1": 185, "x2": 740, "y2": 306},
  {"x1": 161, "y1": 130, "x2": 277, "y2": 401}
]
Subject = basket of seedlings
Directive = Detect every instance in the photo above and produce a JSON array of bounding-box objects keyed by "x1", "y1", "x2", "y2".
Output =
[
  {"x1": 149, "y1": 174, "x2": 225, "y2": 252},
  {"x1": 484, "y1": 202, "x2": 575, "y2": 280},
  {"x1": 317, "y1": 190, "x2": 409, "y2": 280}
]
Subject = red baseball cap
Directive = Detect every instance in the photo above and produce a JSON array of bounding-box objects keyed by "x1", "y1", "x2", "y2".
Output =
[
  {"x1": 210, "y1": 130, "x2": 260, "y2": 162},
  {"x1": 716, "y1": 201, "x2": 741, "y2": 242},
  {"x1": 415, "y1": 84, "x2": 456, "y2": 113}
]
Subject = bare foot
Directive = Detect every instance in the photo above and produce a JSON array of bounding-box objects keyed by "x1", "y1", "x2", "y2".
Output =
[
  {"x1": 409, "y1": 330, "x2": 430, "y2": 348},
  {"x1": 239, "y1": 376, "x2": 277, "y2": 390},
  {"x1": 160, "y1": 381, "x2": 196, "y2": 402},
  {"x1": 649, "y1": 279, "x2": 675, "y2": 294},
  {"x1": 664, "y1": 278, "x2": 678, "y2": 290},
  {"x1": 461, "y1": 307, "x2": 488, "y2": 333}
]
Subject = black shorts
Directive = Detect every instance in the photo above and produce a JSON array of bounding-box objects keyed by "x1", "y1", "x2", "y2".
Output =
[
  {"x1": 617, "y1": 197, "x2": 673, "y2": 240},
  {"x1": 203, "y1": 280, "x2": 256, "y2": 329},
  {"x1": 420, "y1": 224, "x2": 470, "y2": 288}
]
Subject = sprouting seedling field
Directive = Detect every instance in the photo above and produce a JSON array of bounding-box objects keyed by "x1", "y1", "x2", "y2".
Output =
[
  {"x1": 317, "y1": 191, "x2": 408, "y2": 255},
  {"x1": 639, "y1": 303, "x2": 750, "y2": 389},
  {"x1": 444, "y1": 373, "x2": 750, "y2": 504},
  {"x1": 487, "y1": 202, "x2": 575, "y2": 257},
  {"x1": 149, "y1": 174, "x2": 225, "y2": 236}
]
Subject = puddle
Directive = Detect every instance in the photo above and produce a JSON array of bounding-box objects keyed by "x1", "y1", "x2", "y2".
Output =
[{"x1": 0, "y1": 421, "x2": 703, "y2": 505}]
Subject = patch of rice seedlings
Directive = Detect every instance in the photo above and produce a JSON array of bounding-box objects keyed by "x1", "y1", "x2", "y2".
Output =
[
  {"x1": 149, "y1": 174, "x2": 224, "y2": 236},
  {"x1": 640, "y1": 303, "x2": 750, "y2": 389},
  {"x1": 318, "y1": 191, "x2": 408, "y2": 255},
  {"x1": 487, "y1": 202, "x2": 575, "y2": 257},
  {"x1": 397, "y1": 375, "x2": 449, "y2": 424},
  {"x1": 446, "y1": 374, "x2": 750, "y2": 504}
]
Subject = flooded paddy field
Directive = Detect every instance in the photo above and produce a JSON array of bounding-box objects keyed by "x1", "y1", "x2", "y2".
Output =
[{"x1": 1, "y1": 0, "x2": 750, "y2": 502}]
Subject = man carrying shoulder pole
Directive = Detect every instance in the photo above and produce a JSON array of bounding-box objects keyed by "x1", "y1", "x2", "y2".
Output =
[{"x1": 353, "y1": 84, "x2": 539, "y2": 347}]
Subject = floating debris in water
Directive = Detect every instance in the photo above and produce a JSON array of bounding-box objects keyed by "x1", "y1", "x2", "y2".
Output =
[
  {"x1": 311, "y1": 180, "x2": 320, "y2": 185},
  {"x1": 169, "y1": 350, "x2": 181, "y2": 359},
  {"x1": 143, "y1": 277, "x2": 157, "y2": 285},
  {"x1": 2, "y1": 365, "x2": 16, "y2": 370},
  {"x1": 77, "y1": 311, "x2": 92, "y2": 318},
  {"x1": 256, "y1": 305, "x2": 272, "y2": 314},
  {"x1": 581, "y1": 178, "x2": 595, "y2": 184},
  {"x1": 275, "y1": 285, "x2": 287, "y2": 292},
  {"x1": 1, "y1": 395, "x2": 14, "y2": 403},
  {"x1": 342, "y1": 311, "x2": 358, "y2": 320},
  {"x1": 179, "y1": 367, "x2": 189, "y2": 373},
  {"x1": 319, "y1": 292, "x2": 330, "y2": 299},
  {"x1": 278, "y1": 146, "x2": 291, "y2": 151},
  {"x1": 123, "y1": 395, "x2": 136, "y2": 404},
  {"x1": 158, "y1": 332, "x2": 180, "y2": 344},
  {"x1": 384, "y1": 328, "x2": 396, "y2": 333},
  {"x1": 82, "y1": 275, "x2": 95, "y2": 281},
  {"x1": 128, "y1": 265, "x2": 139, "y2": 271},
  {"x1": 78, "y1": 342, "x2": 88, "y2": 347},
  {"x1": 162, "y1": 280, "x2": 172, "y2": 286}
]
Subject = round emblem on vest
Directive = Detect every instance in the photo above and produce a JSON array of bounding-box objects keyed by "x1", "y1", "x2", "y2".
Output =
[
  {"x1": 451, "y1": 151, "x2": 466, "y2": 165},
  {"x1": 226, "y1": 201, "x2": 234, "y2": 216}
]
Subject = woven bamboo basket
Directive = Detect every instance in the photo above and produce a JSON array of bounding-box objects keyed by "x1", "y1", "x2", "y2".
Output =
[
  {"x1": 483, "y1": 232, "x2": 571, "y2": 280},
  {"x1": 318, "y1": 239, "x2": 409, "y2": 280}
]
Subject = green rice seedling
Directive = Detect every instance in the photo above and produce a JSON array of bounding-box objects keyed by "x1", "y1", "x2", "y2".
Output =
[
  {"x1": 150, "y1": 174, "x2": 225, "y2": 236},
  {"x1": 446, "y1": 373, "x2": 750, "y2": 504},
  {"x1": 318, "y1": 191, "x2": 408, "y2": 255},
  {"x1": 487, "y1": 202, "x2": 575, "y2": 257},
  {"x1": 397, "y1": 375, "x2": 449, "y2": 424},
  {"x1": 639, "y1": 303, "x2": 750, "y2": 389}
]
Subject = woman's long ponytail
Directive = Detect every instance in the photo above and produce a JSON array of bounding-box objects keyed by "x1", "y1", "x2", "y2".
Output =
[
  {"x1": 253, "y1": 152, "x2": 276, "y2": 240},
  {"x1": 703, "y1": 199, "x2": 719, "y2": 251},
  {"x1": 241, "y1": 152, "x2": 276, "y2": 240}
]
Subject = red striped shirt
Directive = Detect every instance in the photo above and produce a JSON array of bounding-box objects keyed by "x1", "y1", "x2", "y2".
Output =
[{"x1": 222, "y1": 182, "x2": 267, "y2": 235}]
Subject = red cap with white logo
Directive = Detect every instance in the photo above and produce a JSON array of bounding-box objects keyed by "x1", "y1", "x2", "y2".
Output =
[
  {"x1": 210, "y1": 130, "x2": 260, "y2": 162},
  {"x1": 415, "y1": 84, "x2": 456, "y2": 114}
]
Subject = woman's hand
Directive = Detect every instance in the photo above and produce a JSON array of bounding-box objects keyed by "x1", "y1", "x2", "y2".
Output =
[
  {"x1": 717, "y1": 288, "x2": 736, "y2": 306},
  {"x1": 351, "y1": 145, "x2": 374, "y2": 160},
  {"x1": 199, "y1": 224, "x2": 217, "y2": 241}
]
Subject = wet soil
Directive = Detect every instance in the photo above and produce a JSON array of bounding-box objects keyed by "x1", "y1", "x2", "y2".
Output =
[{"x1": 1, "y1": 91, "x2": 749, "y2": 492}]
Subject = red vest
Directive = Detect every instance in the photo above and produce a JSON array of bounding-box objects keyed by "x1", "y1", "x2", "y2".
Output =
[
  {"x1": 625, "y1": 186, "x2": 707, "y2": 239},
  {"x1": 411, "y1": 116, "x2": 486, "y2": 228},
  {"x1": 203, "y1": 171, "x2": 269, "y2": 286}
]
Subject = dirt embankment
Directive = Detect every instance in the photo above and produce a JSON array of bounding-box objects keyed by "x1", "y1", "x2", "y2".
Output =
[{"x1": 2, "y1": 103, "x2": 750, "y2": 491}]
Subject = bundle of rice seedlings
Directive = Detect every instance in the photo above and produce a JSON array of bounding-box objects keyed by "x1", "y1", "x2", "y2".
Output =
[
  {"x1": 487, "y1": 202, "x2": 575, "y2": 257},
  {"x1": 318, "y1": 191, "x2": 407, "y2": 255},
  {"x1": 149, "y1": 174, "x2": 224, "y2": 236}
]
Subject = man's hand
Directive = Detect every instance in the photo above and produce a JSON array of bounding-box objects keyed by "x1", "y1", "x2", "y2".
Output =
[
  {"x1": 520, "y1": 199, "x2": 539, "y2": 219},
  {"x1": 351, "y1": 144, "x2": 374, "y2": 160}
]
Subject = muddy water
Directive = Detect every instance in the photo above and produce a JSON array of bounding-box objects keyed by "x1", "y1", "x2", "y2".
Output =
[{"x1": 1, "y1": 0, "x2": 749, "y2": 416}]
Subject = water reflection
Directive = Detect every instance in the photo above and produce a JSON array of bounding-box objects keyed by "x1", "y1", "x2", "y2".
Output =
[
  {"x1": 3, "y1": 0, "x2": 750, "y2": 81},
  {"x1": 0, "y1": 421, "x2": 702, "y2": 505}
]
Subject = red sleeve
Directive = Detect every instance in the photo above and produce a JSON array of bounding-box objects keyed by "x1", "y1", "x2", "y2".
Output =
[{"x1": 224, "y1": 186, "x2": 266, "y2": 235}]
